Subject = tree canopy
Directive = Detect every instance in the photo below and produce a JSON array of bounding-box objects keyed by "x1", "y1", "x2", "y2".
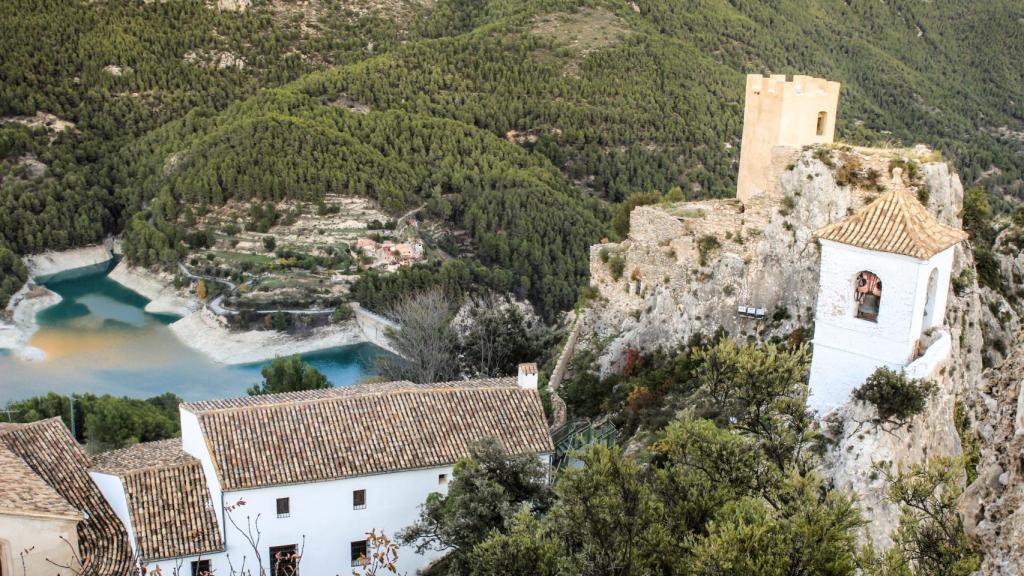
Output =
[
  {"x1": 247, "y1": 355, "x2": 330, "y2": 396},
  {"x1": 2, "y1": 0, "x2": 1022, "y2": 317}
]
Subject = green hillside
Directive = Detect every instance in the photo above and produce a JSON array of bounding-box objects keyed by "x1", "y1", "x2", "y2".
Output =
[{"x1": 2, "y1": 0, "x2": 1022, "y2": 312}]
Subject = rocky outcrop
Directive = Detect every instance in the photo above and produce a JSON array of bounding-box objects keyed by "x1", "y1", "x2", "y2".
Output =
[
  {"x1": 106, "y1": 260, "x2": 197, "y2": 317},
  {"x1": 24, "y1": 242, "x2": 114, "y2": 280},
  {"x1": 961, "y1": 341, "x2": 1024, "y2": 575},
  {"x1": 818, "y1": 160, "x2": 1006, "y2": 550},
  {"x1": 168, "y1": 307, "x2": 381, "y2": 364},
  {"x1": 584, "y1": 146, "x2": 939, "y2": 375},
  {"x1": 581, "y1": 144, "x2": 1001, "y2": 550},
  {"x1": 212, "y1": 0, "x2": 250, "y2": 11}
]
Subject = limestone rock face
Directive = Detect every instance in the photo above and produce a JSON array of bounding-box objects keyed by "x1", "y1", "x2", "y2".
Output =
[
  {"x1": 581, "y1": 145, "x2": 1008, "y2": 550},
  {"x1": 214, "y1": 0, "x2": 250, "y2": 11},
  {"x1": 585, "y1": 146, "x2": 922, "y2": 376},
  {"x1": 964, "y1": 343, "x2": 1024, "y2": 575}
]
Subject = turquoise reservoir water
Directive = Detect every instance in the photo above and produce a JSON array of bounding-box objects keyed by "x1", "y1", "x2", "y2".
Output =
[{"x1": 0, "y1": 263, "x2": 383, "y2": 403}]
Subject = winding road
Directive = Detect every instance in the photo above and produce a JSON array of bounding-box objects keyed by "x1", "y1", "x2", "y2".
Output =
[{"x1": 178, "y1": 262, "x2": 336, "y2": 316}]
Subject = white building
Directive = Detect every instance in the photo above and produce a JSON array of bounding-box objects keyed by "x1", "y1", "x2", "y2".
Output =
[
  {"x1": 0, "y1": 436, "x2": 83, "y2": 576},
  {"x1": 0, "y1": 419, "x2": 135, "y2": 576},
  {"x1": 87, "y1": 373, "x2": 553, "y2": 575},
  {"x1": 807, "y1": 189, "x2": 968, "y2": 413}
]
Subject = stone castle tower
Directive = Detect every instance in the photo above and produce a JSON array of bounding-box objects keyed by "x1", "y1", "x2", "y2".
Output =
[{"x1": 736, "y1": 74, "x2": 841, "y2": 204}]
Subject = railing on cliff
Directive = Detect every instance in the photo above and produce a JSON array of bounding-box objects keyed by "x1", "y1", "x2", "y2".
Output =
[{"x1": 551, "y1": 417, "x2": 617, "y2": 471}]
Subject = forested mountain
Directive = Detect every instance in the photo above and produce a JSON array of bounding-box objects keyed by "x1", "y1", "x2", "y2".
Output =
[{"x1": 2, "y1": 0, "x2": 1022, "y2": 313}]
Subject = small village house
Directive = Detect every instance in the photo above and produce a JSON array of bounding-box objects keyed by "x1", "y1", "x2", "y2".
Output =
[{"x1": 4, "y1": 369, "x2": 551, "y2": 575}]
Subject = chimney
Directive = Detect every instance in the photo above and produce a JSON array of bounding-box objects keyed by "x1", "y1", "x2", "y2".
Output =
[{"x1": 517, "y1": 363, "x2": 538, "y2": 390}]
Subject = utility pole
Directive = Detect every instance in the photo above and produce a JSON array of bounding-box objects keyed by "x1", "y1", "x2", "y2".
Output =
[{"x1": 69, "y1": 395, "x2": 76, "y2": 440}]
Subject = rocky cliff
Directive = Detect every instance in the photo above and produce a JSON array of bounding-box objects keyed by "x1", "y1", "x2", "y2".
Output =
[
  {"x1": 961, "y1": 341, "x2": 1024, "y2": 575},
  {"x1": 584, "y1": 145, "x2": 966, "y2": 373},
  {"x1": 581, "y1": 143, "x2": 1019, "y2": 555}
]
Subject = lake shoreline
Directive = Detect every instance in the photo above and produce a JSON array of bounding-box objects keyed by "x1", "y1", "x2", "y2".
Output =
[
  {"x1": 0, "y1": 284, "x2": 62, "y2": 360},
  {"x1": 2, "y1": 244, "x2": 394, "y2": 367},
  {"x1": 1, "y1": 242, "x2": 115, "y2": 359},
  {"x1": 107, "y1": 260, "x2": 198, "y2": 317},
  {"x1": 168, "y1": 308, "x2": 379, "y2": 365}
]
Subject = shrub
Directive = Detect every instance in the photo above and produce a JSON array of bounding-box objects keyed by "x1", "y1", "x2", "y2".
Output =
[
  {"x1": 612, "y1": 191, "x2": 662, "y2": 239},
  {"x1": 697, "y1": 235, "x2": 721, "y2": 266},
  {"x1": 916, "y1": 185, "x2": 930, "y2": 206},
  {"x1": 332, "y1": 303, "x2": 354, "y2": 322},
  {"x1": 779, "y1": 195, "x2": 796, "y2": 216},
  {"x1": 247, "y1": 355, "x2": 329, "y2": 396},
  {"x1": 853, "y1": 367, "x2": 936, "y2": 426},
  {"x1": 834, "y1": 155, "x2": 862, "y2": 186},
  {"x1": 263, "y1": 235, "x2": 276, "y2": 251},
  {"x1": 813, "y1": 147, "x2": 835, "y2": 167},
  {"x1": 974, "y1": 246, "x2": 1002, "y2": 290},
  {"x1": 664, "y1": 186, "x2": 685, "y2": 203},
  {"x1": 951, "y1": 269, "x2": 973, "y2": 296},
  {"x1": 608, "y1": 254, "x2": 626, "y2": 280}
]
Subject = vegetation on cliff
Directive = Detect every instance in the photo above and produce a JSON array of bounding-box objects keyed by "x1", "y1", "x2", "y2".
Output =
[{"x1": 397, "y1": 337, "x2": 978, "y2": 575}]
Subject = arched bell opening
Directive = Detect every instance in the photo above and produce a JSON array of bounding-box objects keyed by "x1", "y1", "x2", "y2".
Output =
[{"x1": 854, "y1": 271, "x2": 882, "y2": 322}]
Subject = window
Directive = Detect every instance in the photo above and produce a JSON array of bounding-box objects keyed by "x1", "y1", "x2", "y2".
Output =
[
  {"x1": 351, "y1": 540, "x2": 368, "y2": 567},
  {"x1": 276, "y1": 497, "x2": 290, "y2": 518},
  {"x1": 816, "y1": 111, "x2": 827, "y2": 136},
  {"x1": 269, "y1": 545, "x2": 299, "y2": 576},
  {"x1": 438, "y1": 473, "x2": 449, "y2": 486},
  {"x1": 191, "y1": 560, "x2": 212, "y2": 576},
  {"x1": 855, "y1": 271, "x2": 882, "y2": 322},
  {"x1": 353, "y1": 489, "x2": 366, "y2": 509}
]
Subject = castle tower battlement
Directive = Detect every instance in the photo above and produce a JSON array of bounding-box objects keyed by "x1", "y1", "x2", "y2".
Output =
[{"x1": 736, "y1": 74, "x2": 841, "y2": 204}]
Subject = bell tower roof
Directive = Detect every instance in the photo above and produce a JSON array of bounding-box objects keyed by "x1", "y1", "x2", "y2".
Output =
[{"x1": 815, "y1": 189, "x2": 967, "y2": 260}]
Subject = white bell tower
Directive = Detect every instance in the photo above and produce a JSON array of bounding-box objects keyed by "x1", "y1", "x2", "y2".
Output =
[{"x1": 807, "y1": 189, "x2": 967, "y2": 413}]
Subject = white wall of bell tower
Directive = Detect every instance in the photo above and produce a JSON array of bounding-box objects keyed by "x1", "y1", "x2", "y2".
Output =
[{"x1": 807, "y1": 241, "x2": 956, "y2": 414}]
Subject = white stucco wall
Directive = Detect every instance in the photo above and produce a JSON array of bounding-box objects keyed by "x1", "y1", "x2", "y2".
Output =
[
  {"x1": 89, "y1": 471, "x2": 137, "y2": 557},
  {"x1": 0, "y1": 513, "x2": 81, "y2": 576},
  {"x1": 180, "y1": 407, "x2": 225, "y2": 542},
  {"x1": 808, "y1": 241, "x2": 956, "y2": 413}
]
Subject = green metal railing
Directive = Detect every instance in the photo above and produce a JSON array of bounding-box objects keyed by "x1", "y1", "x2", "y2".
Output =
[{"x1": 551, "y1": 418, "x2": 617, "y2": 470}]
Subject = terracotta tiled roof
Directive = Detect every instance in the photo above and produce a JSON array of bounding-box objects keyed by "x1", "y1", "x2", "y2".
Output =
[
  {"x1": 182, "y1": 378, "x2": 553, "y2": 490},
  {"x1": 0, "y1": 442, "x2": 81, "y2": 520},
  {"x1": 0, "y1": 419, "x2": 135, "y2": 576},
  {"x1": 93, "y1": 440, "x2": 224, "y2": 562},
  {"x1": 815, "y1": 189, "x2": 968, "y2": 259},
  {"x1": 92, "y1": 438, "x2": 195, "y2": 474}
]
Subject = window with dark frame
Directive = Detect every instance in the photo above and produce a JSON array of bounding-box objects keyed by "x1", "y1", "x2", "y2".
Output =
[
  {"x1": 276, "y1": 497, "x2": 290, "y2": 518},
  {"x1": 269, "y1": 544, "x2": 299, "y2": 576},
  {"x1": 438, "y1": 473, "x2": 449, "y2": 486},
  {"x1": 191, "y1": 559, "x2": 212, "y2": 576},
  {"x1": 816, "y1": 111, "x2": 827, "y2": 136},
  {"x1": 353, "y1": 489, "x2": 366, "y2": 509},
  {"x1": 351, "y1": 540, "x2": 368, "y2": 567}
]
